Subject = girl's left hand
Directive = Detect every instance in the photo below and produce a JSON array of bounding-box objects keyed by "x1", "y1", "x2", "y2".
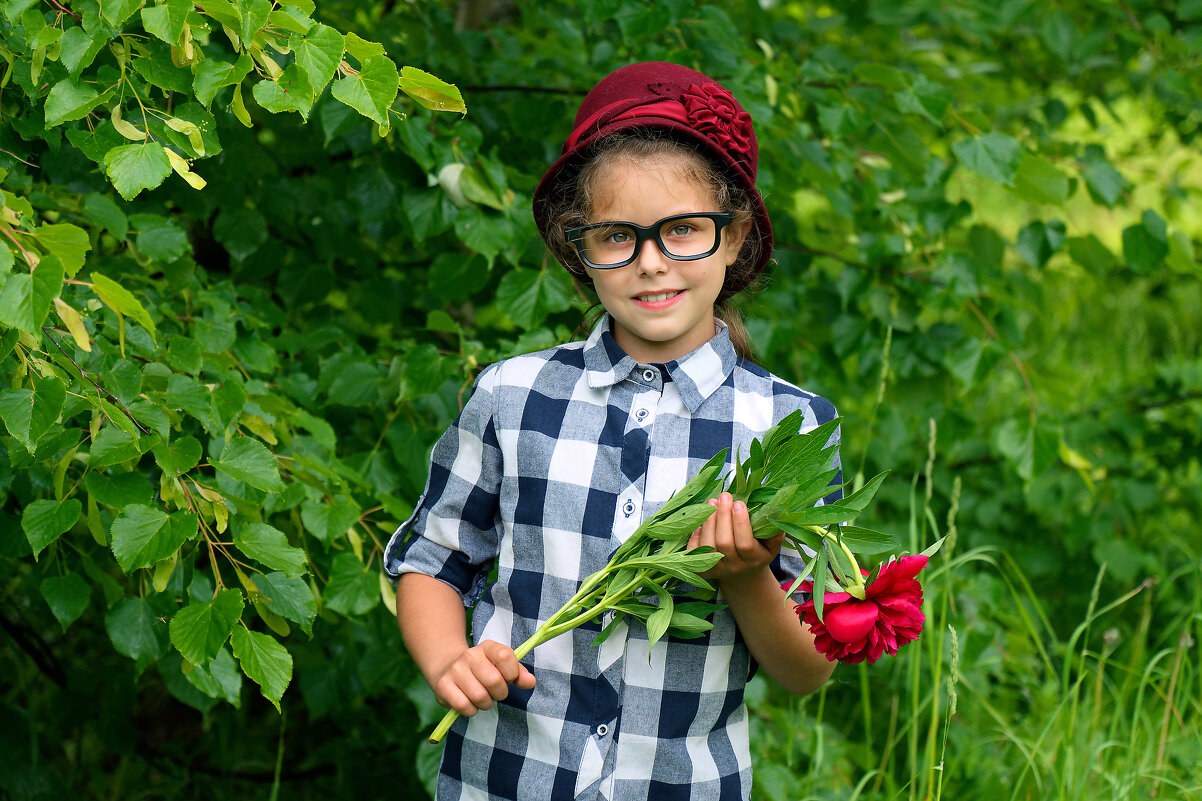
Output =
[{"x1": 687, "y1": 492, "x2": 786, "y2": 581}]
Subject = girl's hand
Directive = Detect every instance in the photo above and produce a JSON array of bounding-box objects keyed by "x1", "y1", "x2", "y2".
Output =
[
  {"x1": 687, "y1": 492, "x2": 786, "y2": 582},
  {"x1": 431, "y1": 640, "x2": 537, "y2": 718}
]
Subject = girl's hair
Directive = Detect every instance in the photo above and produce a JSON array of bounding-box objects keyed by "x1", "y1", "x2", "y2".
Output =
[{"x1": 542, "y1": 128, "x2": 763, "y2": 361}]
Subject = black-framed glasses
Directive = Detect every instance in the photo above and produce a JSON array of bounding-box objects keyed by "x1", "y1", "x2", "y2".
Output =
[{"x1": 565, "y1": 212, "x2": 735, "y2": 270}]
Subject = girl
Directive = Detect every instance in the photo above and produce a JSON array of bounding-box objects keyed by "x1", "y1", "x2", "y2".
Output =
[{"x1": 387, "y1": 61, "x2": 840, "y2": 801}]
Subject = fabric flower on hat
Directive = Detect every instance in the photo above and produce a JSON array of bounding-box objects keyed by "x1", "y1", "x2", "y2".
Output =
[
  {"x1": 791, "y1": 554, "x2": 928, "y2": 665},
  {"x1": 680, "y1": 83, "x2": 754, "y2": 157}
]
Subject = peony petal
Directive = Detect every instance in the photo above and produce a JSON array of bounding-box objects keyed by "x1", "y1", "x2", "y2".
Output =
[{"x1": 824, "y1": 600, "x2": 880, "y2": 643}]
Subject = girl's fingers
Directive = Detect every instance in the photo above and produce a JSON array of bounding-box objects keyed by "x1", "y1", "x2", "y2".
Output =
[
  {"x1": 483, "y1": 641, "x2": 537, "y2": 689},
  {"x1": 712, "y1": 494, "x2": 735, "y2": 554}
]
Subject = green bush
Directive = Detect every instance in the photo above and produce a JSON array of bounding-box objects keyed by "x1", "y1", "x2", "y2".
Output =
[{"x1": 1, "y1": 0, "x2": 1198, "y2": 798}]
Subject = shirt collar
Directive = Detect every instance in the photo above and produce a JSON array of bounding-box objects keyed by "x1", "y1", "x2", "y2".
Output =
[{"x1": 582, "y1": 314, "x2": 737, "y2": 413}]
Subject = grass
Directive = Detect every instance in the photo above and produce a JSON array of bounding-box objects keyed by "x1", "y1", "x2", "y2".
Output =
[{"x1": 748, "y1": 421, "x2": 1201, "y2": 801}]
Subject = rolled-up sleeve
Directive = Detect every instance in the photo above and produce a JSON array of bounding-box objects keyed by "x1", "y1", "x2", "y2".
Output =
[{"x1": 382, "y1": 365, "x2": 503, "y2": 606}]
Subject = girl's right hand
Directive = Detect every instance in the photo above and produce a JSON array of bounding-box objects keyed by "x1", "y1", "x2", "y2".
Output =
[{"x1": 432, "y1": 640, "x2": 537, "y2": 717}]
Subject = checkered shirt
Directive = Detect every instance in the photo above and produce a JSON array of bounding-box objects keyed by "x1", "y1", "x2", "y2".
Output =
[{"x1": 384, "y1": 316, "x2": 841, "y2": 801}]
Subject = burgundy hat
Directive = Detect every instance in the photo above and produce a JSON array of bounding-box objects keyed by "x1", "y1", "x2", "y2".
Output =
[{"x1": 533, "y1": 62, "x2": 772, "y2": 291}]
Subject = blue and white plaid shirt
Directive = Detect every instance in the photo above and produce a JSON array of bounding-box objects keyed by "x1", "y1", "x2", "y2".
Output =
[{"x1": 384, "y1": 316, "x2": 840, "y2": 801}]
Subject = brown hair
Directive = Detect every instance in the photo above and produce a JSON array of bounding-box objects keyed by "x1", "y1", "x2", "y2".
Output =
[{"x1": 542, "y1": 129, "x2": 763, "y2": 361}]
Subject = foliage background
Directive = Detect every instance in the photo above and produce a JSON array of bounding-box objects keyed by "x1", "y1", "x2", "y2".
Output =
[{"x1": 1, "y1": 0, "x2": 1199, "y2": 798}]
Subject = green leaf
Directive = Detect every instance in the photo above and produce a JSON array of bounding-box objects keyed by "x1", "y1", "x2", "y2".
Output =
[
  {"x1": 1083, "y1": 161, "x2": 1126, "y2": 207},
  {"x1": 101, "y1": 0, "x2": 141, "y2": 26},
  {"x1": 398, "y1": 66, "x2": 465, "y2": 113},
  {"x1": 89, "y1": 426, "x2": 147, "y2": 468},
  {"x1": 43, "y1": 78, "x2": 101, "y2": 127},
  {"x1": 644, "y1": 504, "x2": 718, "y2": 542},
  {"x1": 1011, "y1": 153, "x2": 1070, "y2": 206},
  {"x1": 185, "y1": 647, "x2": 243, "y2": 707},
  {"x1": 59, "y1": 26, "x2": 105, "y2": 77},
  {"x1": 251, "y1": 572, "x2": 317, "y2": 636},
  {"x1": 153, "y1": 435, "x2": 202, "y2": 476},
  {"x1": 0, "y1": 254, "x2": 64, "y2": 335},
  {"x1": 1015, "y1": 219, "x2": 1067, "y2": 267},
  {"x1": 90, "y1": 272, "x2": 157, "y2": 340},
  {"x1": 833, "y1": 525, "x2": 900, "y2": 556},
  {"x1": 331, "y1": 56, "x2": 399, "y2": 128},
  {"x1": 495, "y1": 267, "x2": 575, "y2": 329},
  {"x1": 952, "y1": 132, "x2": 1022, "y2": 186},
  {"x1": 291, "y1": 24, "x2": 343, "y2": 96},
  {"x1": 252, "y1": 64, "x2": 315, "y2": 118},
  {"x1": 22, "y1": 498, "x2": 82, "y2": 558},
  {"x1": 323, "y1": 552, "x2": 379, "y2": 615},
  {"x1": 230, "y1": 626, "x2": 292, "y2": 712},
  {"x1": 67, "y1": 122, "x2": 126, "y2": 164},
  {"x1": 170, "y1": 589, "x2": 245, "y2": 666},
  {"x1": 838, "y1": 471, "x2": 888, "y2": 514},
  {"x1": 110, "y1": 504, "x2": 198, "y2": 573},
  {"x1": 0, "y1": 373, "x2": 65, "y2": 453},
  {"x1": 234, "y1": 522, "x2": 307, "y2": 577},
  {"x1": 211, "y1": 377, "x2": 247, "y2": 428},
  {"x1": 36, "y1": 223, "x2": 90, "y2": 277},
  {"x1": 194, "y1": 55, "x2": 254, "y2": 108},
  {"x1": 812, "y1": 545, "x2": 828, "y2": 622},
  {"x1": 1067, "y1": 234, "x2": 1115, "y2": 273},
  {"x1": 103, "y1": 143, "x2": 172, "y2": 201},
  {"x1": 85, "y1": 470, "x2": 154, "y2": 509},
  {"x1": 40, "y1": 573, "x2": 91, "y2": 632},
  {"x1": 1122, "y1": 214, "x2": 1169, "y2": 273},
  {"x1": 645, "y1": 587, "x2": 674, "y2": 647},
  {"x1": 454, "y1": 206, "x2": 513, "y2": 267},
  {"x1": 141, "y1": 0, "x2": 191, "y2": 45},
  {"x1": 342, "y1": 32, "x2": 385, "y2": 63},
  {"x1": 292, "y1": 409, "x2": 336, "y2": 451},
  {"x1": 212, "y1": 437, "x2": 285, "y2": 492},
  {"x1": 106, "y1": 596, "x2": 170, "y2": 669},
  {"x1": 236, "y1": 0, "x2": 271, "y2": 45},
  {"x1": 82, "y1": 193, "x2": 129, "y2": 239},
  {"x1": 131, "y1": 214, "x2": 189, "y2": 263},
  {"x1": 164, "y1": 375, "x2": 210, "y2": 428},
  {"x1": 130, "y1": 40, "x2": 192, "y2": 94},
  {"x1": 212, "y1": 206, "x2": 268, "y2": 261}
]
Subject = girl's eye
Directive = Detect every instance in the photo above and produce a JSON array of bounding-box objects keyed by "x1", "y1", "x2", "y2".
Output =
[
  {"x1": 605, "y1": 231, "x2": 632, "y2": 245},
  {"x1": 668, "y1": 224, "x2": 696, "y2": 237}
]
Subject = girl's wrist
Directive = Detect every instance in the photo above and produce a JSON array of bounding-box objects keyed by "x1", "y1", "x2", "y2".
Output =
[{"x1": 716, "y1": 562, "x2": 775, "y2": 595}]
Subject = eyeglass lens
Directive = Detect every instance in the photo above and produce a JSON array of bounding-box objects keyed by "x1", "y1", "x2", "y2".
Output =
[{"x1": 577, "y1": 216, "x2": 721, "y2": 267}]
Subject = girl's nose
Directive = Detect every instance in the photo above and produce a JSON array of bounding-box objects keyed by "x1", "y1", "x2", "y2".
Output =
[{"x1": 634, "y1": 237, "x2": 670, "y2": 275}]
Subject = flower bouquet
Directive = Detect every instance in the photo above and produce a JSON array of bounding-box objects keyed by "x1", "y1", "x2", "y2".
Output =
[{"x1": 427, "y1": 410, "x2": 941, "y2": 743}]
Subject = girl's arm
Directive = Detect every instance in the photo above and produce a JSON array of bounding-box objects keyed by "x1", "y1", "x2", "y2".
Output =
[
  {"x1": 396, "y1": 573, "x2": 536, "y2": 717},
  {"x1": 687, "y1": 493, "x2": 836, "y2": 695}
]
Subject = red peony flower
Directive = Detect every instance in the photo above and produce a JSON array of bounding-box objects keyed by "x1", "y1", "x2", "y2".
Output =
[
  {"x1": 791, "y1": 554, "x2": 928, "y2": 664},
  {"x1": 680, "y1": 83, "x2": 754, "y2": 156}
]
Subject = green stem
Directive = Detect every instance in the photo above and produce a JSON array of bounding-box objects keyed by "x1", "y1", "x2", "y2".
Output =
[
  {"x1": 428, "y1": 568, "x2": 648, "y2": 744},
  {"x1": 805, "y1": 524, "x2": 867, "y2": 596}
]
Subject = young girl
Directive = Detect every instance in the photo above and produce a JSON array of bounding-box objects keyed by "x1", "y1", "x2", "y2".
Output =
[{"x1": 386, "y1": 61, "x2": 840, "y2": 801}]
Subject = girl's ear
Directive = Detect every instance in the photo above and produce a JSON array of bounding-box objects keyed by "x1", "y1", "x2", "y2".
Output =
[{"x1": 724, "y1": 216, "x2": 753, "y2": 266}]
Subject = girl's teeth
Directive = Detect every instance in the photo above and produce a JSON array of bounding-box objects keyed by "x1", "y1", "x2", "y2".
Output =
[{"x1": 641, "y1": 291, "x2": 678, "y2": 302}]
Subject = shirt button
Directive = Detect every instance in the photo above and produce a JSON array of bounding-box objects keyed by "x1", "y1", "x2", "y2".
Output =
[
  {"x1": 635, "y1": 408, "x2": 648, "y2": 420},
  {"x1": 642, "y1": 368, "x2": 655, "y2": 382},
  {"x1": 596, "y1": 724, "x2": 609, "y2": 737},
  {"x1": 622, "y1": 500, "x2": 635, "y2": 516}
]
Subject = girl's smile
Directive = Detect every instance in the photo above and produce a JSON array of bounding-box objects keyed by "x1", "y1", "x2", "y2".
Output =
[
  {"x1": 585, "y1": 156, "x2": 749, "y2": 364},
  {"x1": 632, "y1": 289, "x2": 684, "y2": 308}
]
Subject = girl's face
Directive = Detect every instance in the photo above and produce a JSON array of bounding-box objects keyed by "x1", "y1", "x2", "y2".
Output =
[{"x1": 584, "y1": 156, "x2": 749, "y2": 364}]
